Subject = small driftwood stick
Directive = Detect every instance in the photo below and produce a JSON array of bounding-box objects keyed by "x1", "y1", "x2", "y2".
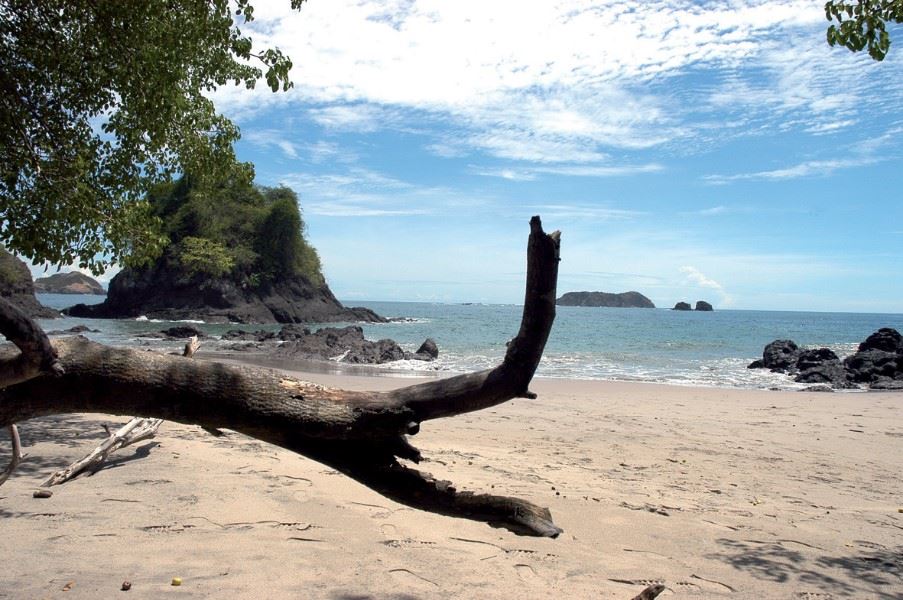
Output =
[
  {"x1": 0, "y1": 424, "x2": 25, "y2": 486},
  {"x1": 41, "y1": 417, "x2": 163, "y2": 487},
  {"x1": 183, "y1": 335, "x2": 200, "y2": 358},
  {"x1": 1, "y1": 217, "x2": 562, "y2": 535}
]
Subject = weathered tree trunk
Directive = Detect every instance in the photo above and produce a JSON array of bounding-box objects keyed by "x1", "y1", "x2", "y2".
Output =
[{"x1": 0, "y1": 217, "x2": 562, "y2": 536}]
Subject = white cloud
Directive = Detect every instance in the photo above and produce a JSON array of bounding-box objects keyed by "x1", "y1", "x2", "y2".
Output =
[
  {"x1": 680, "y1": 265, "x2": 732, "y2": 305},
  {"x1": 704, "y1": 156, "x2": 879, "y2": 184},
  {"x1": 206, "y1": 0, "x2": 897, "y2": 164},
  {"x1": 474, "y1": 162, "x2": 664, "y2": 180},
  {"x1": 526, "y1": 204, "x2": 643, "y2": 221}
]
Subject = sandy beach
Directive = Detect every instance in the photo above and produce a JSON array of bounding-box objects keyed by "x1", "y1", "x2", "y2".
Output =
[{"x1": 1, "y1": 366, "x2": 901, "y2": 599}]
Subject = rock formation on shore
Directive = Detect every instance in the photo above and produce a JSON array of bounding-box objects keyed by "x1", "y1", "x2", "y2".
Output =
[
  {"x1": 557, "y1": 291, "x2": 655, "y2": 308},
  {"x1": 65, "y1": 176, "x2": 384, "y2": 324},
  {"x1": 748, "y1": 328, "x2": 903, "y2": 390},
  {"x1": 0, "y1": 249, "x2": 58, "y2": 318},
  {"x1": 33, "y1": 271, "x2": 106, "y2": 295},
  {"x1": 66, "y1": 265, "x2": 384, "y2": 324}
]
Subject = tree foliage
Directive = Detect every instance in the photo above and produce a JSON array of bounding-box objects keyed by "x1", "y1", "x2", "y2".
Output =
[
  {"x1": 148, "y1": 176, "x2": 323, "y2": 287},
  {"x1": 0, "y1": 0, "x2": 304, "y2": 274},
  {"x1": 826, "y1": 1, "x2": 903, "y2": 60}
]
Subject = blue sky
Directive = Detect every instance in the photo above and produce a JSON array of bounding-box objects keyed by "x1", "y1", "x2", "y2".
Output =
[{"x1": 37, "y1": 0, "x2": 903, "y2": 312}]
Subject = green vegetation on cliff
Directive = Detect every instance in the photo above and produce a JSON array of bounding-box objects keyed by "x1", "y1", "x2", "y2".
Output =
[{"x1": 148, "y1": 175, "x2": 324, "y2": 287}]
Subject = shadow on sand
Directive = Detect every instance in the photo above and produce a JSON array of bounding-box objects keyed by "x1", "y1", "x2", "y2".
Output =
[{"x1": 709, "y1": 538, "x2": 902, "y2": 597}]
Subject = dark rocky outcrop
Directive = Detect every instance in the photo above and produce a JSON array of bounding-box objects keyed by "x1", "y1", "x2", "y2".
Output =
[
  {"x1": 65, "y1": 262, "x2": 385, "y2": 324},
  {"x1": 415, "y1": 338, "x2": 439, "y2": 359},
  {"x1": 273, "y1": 326, "x2": 435, "y2": 365},
  {"x1": 557, "y1": 291, "x2": 655, "y2": 308},
  {"x1": 749, "y1": 328, "x2": 903, "y2": 390},
  {"x1": 672, "y1": 302, "x2": 692, "y2": 311},
  {"x1": 844, "y1": 349, "x2": 902, "y2": 384},
  {"x1": 749, "y1": 339, "x2": 801, "y2": 372},
  {"x1": 857, "y1": 328, "x2": 903, "y2": 353},
  {"x1": 138, "y1": 325, "x2": 208, "y2": 340},
  {"x1": 0, "y1": 249, "x2": 59, "y2": 318},
  {"x1": 221, "y1": 325, "x2": 439, "y2": 365},
  {"x1": 33, "y1": 271, "x2": 105, "y2": 295},
  {"x1": 47, "y1": 324, "x2": 101, "y2": 335}
]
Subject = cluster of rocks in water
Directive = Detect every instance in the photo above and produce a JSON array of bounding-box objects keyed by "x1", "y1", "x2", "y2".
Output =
[
  {"x1": 673, "y1": 301, "x2": 713, "y2": 311},
  {"x1": 139, "y1": 324, "x2": 438, "y2": 365},
  {"x1": 748, "y1": 328, "x2": 903, "y2": 391}
]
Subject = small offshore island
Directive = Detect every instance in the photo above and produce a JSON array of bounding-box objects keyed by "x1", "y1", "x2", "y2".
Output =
[
  {"x1": 557, "y1": 290, "x2": 655, "y2": 308},
  {"x1": 33, "y1": 271, "x2": 105, "y2": 295}
]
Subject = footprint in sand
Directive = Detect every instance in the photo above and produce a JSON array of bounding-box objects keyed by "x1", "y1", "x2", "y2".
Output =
[
  {"x1": 514, "y1": 564, "x2": 540, "y2": 583},
  {"x1": 141, "y1": 524, "x2": 184, "y2": 534},
  {"x1": 380, "y1": 523, "x2": 397, "y2": 536}
]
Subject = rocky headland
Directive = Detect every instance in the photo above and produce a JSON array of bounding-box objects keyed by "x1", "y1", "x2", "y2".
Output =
[
  {"x1": 66, "y1": 265, "x2": 384, "y2": 324},
  {"x1": 66, "y1": 176, "x2": 385, "y2": 324},
  {"x1": 0, "y1": 249, "x2": 58, "y2": 318},
  {"x1": 748, "y1": 327, "x2": 903, "y2": 390},
  {"x1": 33, "y1": 271, "x2": 105, "y2": 295},
  {"x1": 557, "y1": 291, "x2": 655, "y2": 308}
]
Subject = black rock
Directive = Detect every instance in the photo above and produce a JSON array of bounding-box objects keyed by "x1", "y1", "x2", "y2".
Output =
[
  {"x1": 47, "y1": 324, "x2": 101, "y2": 335},
  {"x1": 695, "y1": 301, "x2": 714, "y2": 311},
  {"x1": 0, "y1": 248, "x2": 59, "y2": 319},
  {"x1": 672, "y1": 302, "x2": 692, "y2": 311},
  {"x1": 414, "y1": 338, "x2": 439, "y2": 359},
  {"x1": 343, "y1": 339, "x2": 407, "y2": 364},
  {"x1": 870, "y1": 378, "x2": 903, "y2": 390},
  {"x1": 277, "y1": 324, "x2": 311, "y2": 341},
  {"x1": 801, "y1": 385, "x2": 835, "y2": 393},
  {"x1": 65, "y1": 261, "x2": 387, "y2": 324},
  {"x1": 140, "y1": 325, "x2": 206, "y2": 339},
  {"x1": 747, "y1": 359, "x2": 765, "y2": 369},
  {"x1": 857, "y1": 328, "x2": 903, "y2": 353},
  {"x1": 273, "y1": 325, "x2": 408, "y2": 365},
  {"x1": 221, "y1": 329, "x2": 276, "y2": 342},
  {"x1": 844, "y1": 349, "x2": 902, "y2": 383},
  {"x1": 796, "y1": 348, "x2": 839, "y2": 371},
  {"x1": 557, "y1": 291, "x2": 655, "y2": 308},
  {"x1": 794, "y1": 359, "x2": 854, "y2": 388},
  {"x1": 751, "y1": 339, "x2": 801, "y2": 372}
]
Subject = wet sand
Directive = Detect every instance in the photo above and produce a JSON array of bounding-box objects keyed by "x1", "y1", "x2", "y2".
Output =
[{"x1": 1, "y1": 366, "x2": 901, "y2": 598}]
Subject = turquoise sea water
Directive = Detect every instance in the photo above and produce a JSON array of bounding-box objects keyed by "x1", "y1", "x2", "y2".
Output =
[{"x1": 37, "y1": 294, "x2": 903, "y2": 390}]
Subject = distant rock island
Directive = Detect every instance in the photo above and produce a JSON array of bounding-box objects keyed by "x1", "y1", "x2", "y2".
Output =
[
  {"x1": 0, "y1": 249, "x2": 58, "y2": 318},
  {"x1": 67, "y1": 176, "x2": 383, "y2": 324},
  {"x1": 557, "y1": 291, "x2": 655, "y2": 308},
  {"x1": 34, "y1": 272, "x2": 105, "y2": 295},
  {"x1": 672, "y1": 300, "x2": 714, "y2": 311}
]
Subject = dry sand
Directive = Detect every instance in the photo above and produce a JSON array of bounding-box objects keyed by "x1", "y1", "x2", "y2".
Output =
[{"x1": 1, "y1": 367, "x2": 901, "y2": 599}]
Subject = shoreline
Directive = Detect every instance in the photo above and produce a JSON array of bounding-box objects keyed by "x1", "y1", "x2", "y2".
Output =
[{"x1": 2, "y1": 352, "x2": 901, "y2": 598}]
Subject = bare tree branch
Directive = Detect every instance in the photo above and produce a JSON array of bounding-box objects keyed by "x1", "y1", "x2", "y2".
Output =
[
  {"x1": 0, "y1": 424, "x2": 25, "y2": 486},
  {"x1": 0, "y1": 217, "x2": 562, "y2": 535}
]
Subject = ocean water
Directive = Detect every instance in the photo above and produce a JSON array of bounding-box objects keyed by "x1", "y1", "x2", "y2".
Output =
[{"x1": 36, "y1": 294, "x2": 903, "y2": 390}]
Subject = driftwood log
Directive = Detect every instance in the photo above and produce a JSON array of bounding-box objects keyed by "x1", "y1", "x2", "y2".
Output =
[{"x1": 0, "y1": 216, "x2": 562, "y2": 537}]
